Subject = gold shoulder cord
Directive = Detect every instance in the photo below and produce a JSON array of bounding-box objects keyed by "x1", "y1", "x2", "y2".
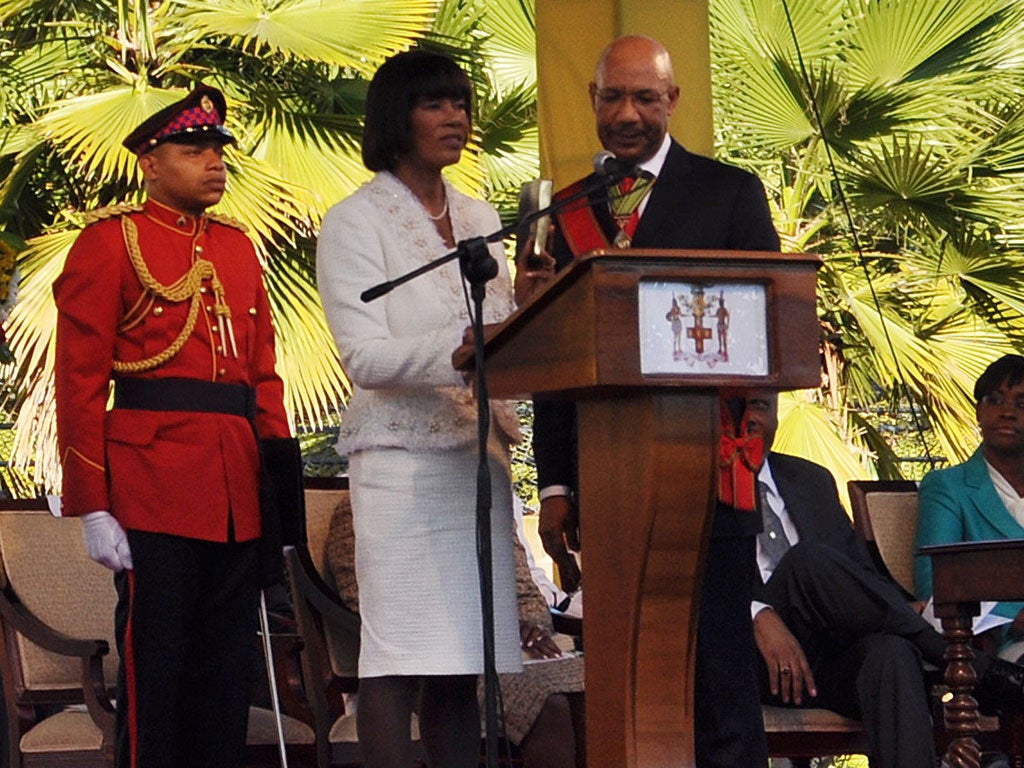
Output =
[{"x1": 113, "y1": 216, "x2": 236, "y2": 373}]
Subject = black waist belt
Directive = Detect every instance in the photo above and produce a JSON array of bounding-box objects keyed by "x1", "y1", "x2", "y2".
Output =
[{"x1": 113, "y1": 377, "x2": 256, "y2": 421}]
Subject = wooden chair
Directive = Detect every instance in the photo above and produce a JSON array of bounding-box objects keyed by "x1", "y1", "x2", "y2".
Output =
[
  {"x1": 763, "y1": 706, "x2": 868, "y2": 765},
  {"x1": 763, "y1": 480, "x2": 920, "y2": 766},
  {"x1": 283, "y1": 477, "x2": 360, "y2": 768},
  {"x1": 0, "y1": 499, "x2": 315, "y2": 768},
  {"x1": 0, "y1": 499, "x2": 117, "y2": 768},
  {"x1": 284, "y1": 477, "x2": 423, "y2": 768},
  {"x1": 849, "y1": 479, "x2": 920, "y2": 597}
]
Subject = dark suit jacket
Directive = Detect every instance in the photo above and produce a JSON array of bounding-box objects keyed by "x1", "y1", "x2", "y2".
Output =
[
  {"x1": 533, "y1": 139, "x2": 781, "y2": 537},
  {"x1": 752, "y1": 452, "x2": 877, "y2": 603}
]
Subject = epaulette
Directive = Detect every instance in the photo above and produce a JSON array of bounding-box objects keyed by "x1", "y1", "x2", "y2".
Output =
[
  {"x1": 207, "y1": 212, "x2": 249, "y2": 233},
  {"x1": 82, "y1": 203, "x2": 145, "y2": 226}
]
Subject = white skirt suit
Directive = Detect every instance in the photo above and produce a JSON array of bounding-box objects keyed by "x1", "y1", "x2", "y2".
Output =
[{"x1": 316, "y1": 172, "x2": 522, "y2": 677}]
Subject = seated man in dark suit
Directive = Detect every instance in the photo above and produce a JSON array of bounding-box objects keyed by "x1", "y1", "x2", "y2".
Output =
[{"x1": 746, "y1": 389, "x2": 1024, "y2": 768}]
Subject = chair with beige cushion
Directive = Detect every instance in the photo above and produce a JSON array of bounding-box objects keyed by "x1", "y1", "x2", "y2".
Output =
[
  {"x1": 284, "y1": 478, "x2": 360, "y2": 768},
  {"x1": 0, "y1": 499, "x2": 117, "y2": 768},
  {"x1": 0, "y1": 499, "x2": 314, "y2": 768},
  {"x1": 284, "y1": 477, "x2": 423, "y2": 768},
  {"x1": 849, "y1": 479, "x2": 920, "y2": 597}
]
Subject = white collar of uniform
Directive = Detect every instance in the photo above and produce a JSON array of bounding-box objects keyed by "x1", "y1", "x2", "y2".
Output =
[{"x1": 636, "y1": 133, "x2": 672, "y2": 179}]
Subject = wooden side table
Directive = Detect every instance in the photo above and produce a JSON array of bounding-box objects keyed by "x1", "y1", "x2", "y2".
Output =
[{"x1": 921, "y1": 539, "x2": 1024, "y2": 768}]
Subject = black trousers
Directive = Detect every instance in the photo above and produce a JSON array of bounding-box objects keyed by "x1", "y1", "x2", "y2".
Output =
[
  {"x1": 114, "y1": 531, "x2": 259, "y2": 768},
  {"x1": 760, "y1": 541, "x2": 944, "y2": 768},
  {"x1": 695, "y1": 535, "x2": 769, "y2": 768}
]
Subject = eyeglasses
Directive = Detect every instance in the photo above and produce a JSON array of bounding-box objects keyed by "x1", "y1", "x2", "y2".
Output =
[
  {"x1": 593, "y1": 89, "x2": 669, "y2": 110},
  {"x1": 980, "y1": 392, "x2": 1024, "y2": 412}
]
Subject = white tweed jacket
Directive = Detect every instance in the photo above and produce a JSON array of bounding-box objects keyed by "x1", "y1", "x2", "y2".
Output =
[{"x1": 317, "y1": 172, "x2": 520, "y2": 455}]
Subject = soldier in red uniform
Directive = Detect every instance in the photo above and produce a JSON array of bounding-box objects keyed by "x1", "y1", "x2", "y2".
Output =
[{"x1": 54, "y1": 85, "x2": 296, "y2": 768}]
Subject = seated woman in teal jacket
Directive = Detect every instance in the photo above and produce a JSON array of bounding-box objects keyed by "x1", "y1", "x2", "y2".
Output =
[{"x1": 916, "y1": 353, "x2": 1024, "y2": 646}]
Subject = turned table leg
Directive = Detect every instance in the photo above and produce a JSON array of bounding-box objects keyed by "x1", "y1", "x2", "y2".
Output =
[{"x1": 940, "y1": 611, "x2": 981, "y2": 768}]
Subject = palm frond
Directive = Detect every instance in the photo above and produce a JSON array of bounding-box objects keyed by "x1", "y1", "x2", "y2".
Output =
[
  {"x1": 1, "y1": 33, "x2": 96, "y2": 105},
  {"x1": 39, "y1": 87, "x2": 180, "y2": 186},
  {"x1": 774, "y1": 391, "x2": 874, "y2": 510},
  {"x1": 714, "y1": 54, "x2": 816, "y2": 151},
  {"x1": 843, "y1": 0, "x2": 1023, "y2": 88},
  {"x1": 263, "y1": 252, "x2": 350, "y2": 429},
  {"x1": 710, "y1": 0, "x2": 847, "y2": 66},
  {"x1": 841, "y1": 277, "x2": 1013, "y2": 461},
  {"x1": 218, "y1": 150, "x2": 310, "y2": 247},
  {"x1": 975, "y1": 107, "x2": 1024, "y2": 175},
  {"x1": 840, "y1": 136, "x2": 1017, "y2": 230},
  {"x1": 3, "y1": 230, "x2": 75, "y2": 400},
  {"x1": 478, "y1": 82, "x2": 539, "y2": 204},
  {"x1": 247, "y1": 92, "x2": 369, "y2": 219},
  {"x1": 476, "y1": 0, "x2": 536, "y2": 94},
  {"x1": 256, "y1": 125, "x2": 369, "y2": 220},
  {"x1": 170, "y1": 0, "x2": 438, "y2": 73}
]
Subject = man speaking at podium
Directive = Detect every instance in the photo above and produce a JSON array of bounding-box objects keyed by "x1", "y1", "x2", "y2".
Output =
[{"x1": 532, "y1": 34, "x2": 780, "y2": 768}]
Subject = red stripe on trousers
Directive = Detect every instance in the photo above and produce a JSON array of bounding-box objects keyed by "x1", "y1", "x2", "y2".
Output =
[{"x1": 125, "y1": 570, "x2": 139, "y2": 768}]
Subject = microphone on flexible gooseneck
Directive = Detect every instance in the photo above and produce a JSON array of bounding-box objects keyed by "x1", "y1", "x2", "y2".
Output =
[
  {"x1": 359, "y1": 152, "x2": 636, "y2": 303},
  {"x1": 592, "y1": 150, "x2": 640, "y2": 180}
]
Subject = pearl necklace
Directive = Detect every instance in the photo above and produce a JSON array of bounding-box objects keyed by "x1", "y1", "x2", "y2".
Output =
[{"x1": 426, "y1": 194, "x2": 449, "y2": 221}]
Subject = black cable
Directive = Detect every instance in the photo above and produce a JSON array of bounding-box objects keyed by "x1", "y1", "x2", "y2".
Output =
[{"x1": 779, "y1": 0, "x2": 936, "y2": 469}]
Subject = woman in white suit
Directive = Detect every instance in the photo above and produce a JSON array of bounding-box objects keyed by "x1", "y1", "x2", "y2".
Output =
[{"x1": 316, "y1": 50, "x2": 523, "y2": 768}]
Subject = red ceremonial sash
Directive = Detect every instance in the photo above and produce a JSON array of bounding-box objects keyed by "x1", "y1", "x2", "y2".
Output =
[{"x1": 553, "y1": 179, "x2": 612, "y2": 258}]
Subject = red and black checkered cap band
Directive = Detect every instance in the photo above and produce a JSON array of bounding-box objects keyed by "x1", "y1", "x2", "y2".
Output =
[
  {"x1": 151, "y1": 102, "x2": 223, "y2": 142},
  {"x1": 124, "y1": 86, "x2": 234, "y2": 155}
]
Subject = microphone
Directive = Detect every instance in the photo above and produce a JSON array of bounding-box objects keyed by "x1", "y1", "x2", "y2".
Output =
[
  {"x1": 592, "y1": 150, "x2": 639, "y2": 179},
  {"x1": 363, "y1": 153, "x2": 640, "y2": 302}
]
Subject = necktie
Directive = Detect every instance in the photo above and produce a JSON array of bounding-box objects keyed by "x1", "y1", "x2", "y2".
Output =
[
  {"x1": 609, "y1": 171, "x2": 655, "y2": 247},
  {"x1": 757, "y1": 481, "x2": 791, "y2": 573}
]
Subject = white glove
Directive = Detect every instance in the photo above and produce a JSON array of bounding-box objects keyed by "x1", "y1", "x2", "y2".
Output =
[{"x1": 82, "y1": 511, "x2": 133, "y2": 571}]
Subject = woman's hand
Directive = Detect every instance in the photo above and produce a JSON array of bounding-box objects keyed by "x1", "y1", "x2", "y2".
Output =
[
  {"x1": 456, "y1": 323, "x2": 504, "y2": 384},
  {"x1": 519, "y1": 621, "x2": 563, "y2": 660}
]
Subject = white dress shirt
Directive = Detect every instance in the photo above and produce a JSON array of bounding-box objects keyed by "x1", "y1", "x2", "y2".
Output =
[{"x1": 751, "y1": 458, "x2": 801, "y2": 619}]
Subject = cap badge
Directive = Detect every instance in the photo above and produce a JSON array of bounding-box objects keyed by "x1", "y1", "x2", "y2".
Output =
[{"x1": 200, "y1": 95, "x2": 215, "y2": 114}]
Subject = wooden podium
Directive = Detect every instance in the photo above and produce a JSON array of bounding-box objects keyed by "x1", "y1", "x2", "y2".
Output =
[{"x1": 470, "y1": 249, "x2": 821, "y2": 768}]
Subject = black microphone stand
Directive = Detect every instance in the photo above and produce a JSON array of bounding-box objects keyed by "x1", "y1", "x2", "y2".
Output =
[
  {"x1": 360, "y1": 165, "x2": 634, "y2": 304},
  {"x1": 359, "y1": 166, "x2": 630, "y2": 768},
  {"x1": 459, "y1": 235, "x2": 503, "y2": 768}
]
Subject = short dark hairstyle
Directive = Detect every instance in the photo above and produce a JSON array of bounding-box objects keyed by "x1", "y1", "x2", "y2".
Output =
[
  {"x1": 361, "y1": 49, "x2": 473, "y2": 172},
  {"x1": 974, "y1": 354, "x2": 1024, "y2": 400}
]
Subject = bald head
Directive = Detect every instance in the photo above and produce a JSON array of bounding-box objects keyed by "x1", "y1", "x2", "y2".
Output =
[
  {"x1": 595, "y1": 35, "x2": 675, "y2": 86},
  {"x1": 590, "y1": 35, "x2": 680, "y2": 164}
]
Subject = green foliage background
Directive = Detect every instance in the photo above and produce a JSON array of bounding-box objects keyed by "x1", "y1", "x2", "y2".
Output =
[{"x1": 3, "y1": 0, "x2": 1024, "y2": 501}]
